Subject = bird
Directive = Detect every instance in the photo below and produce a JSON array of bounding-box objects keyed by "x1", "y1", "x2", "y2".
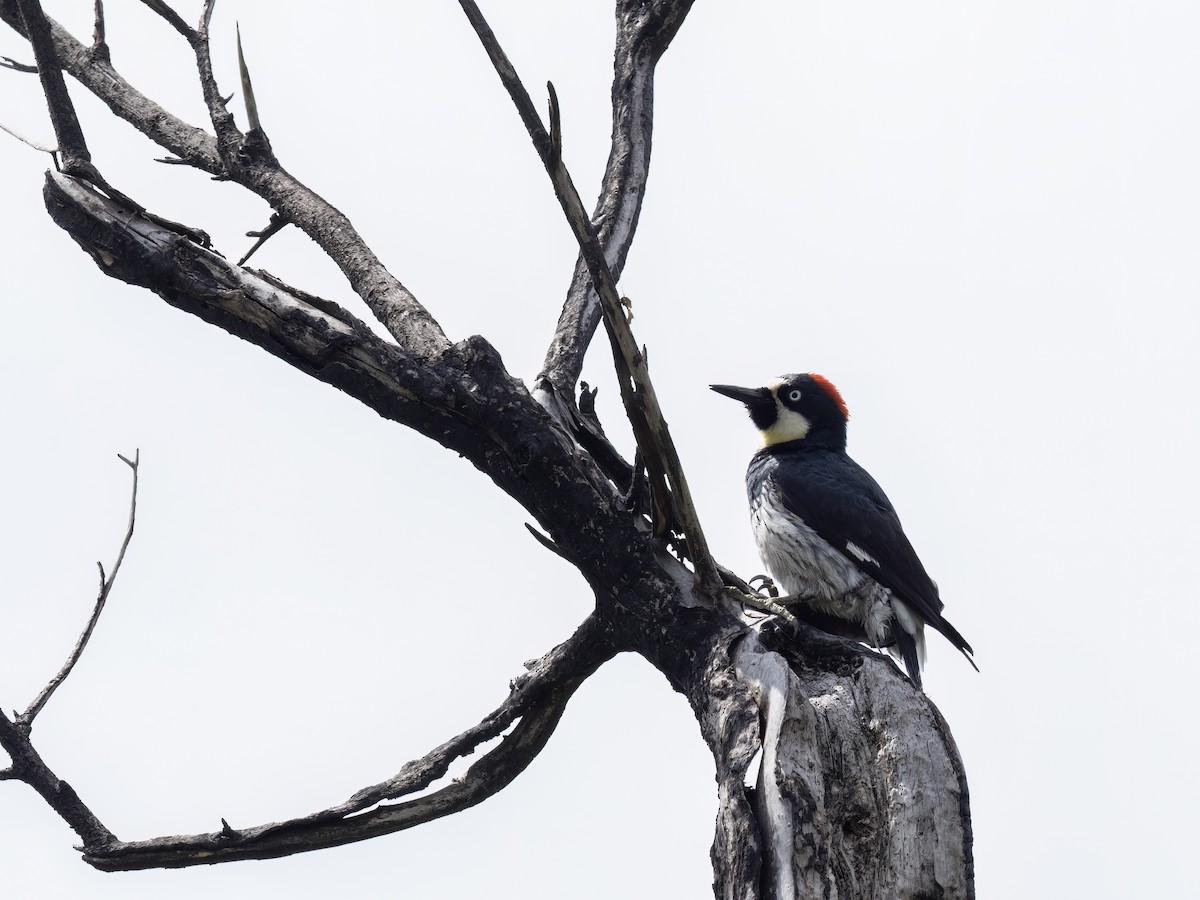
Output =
[{"x1": 710, "y1": 373, "x2": 975, "y2": 688}]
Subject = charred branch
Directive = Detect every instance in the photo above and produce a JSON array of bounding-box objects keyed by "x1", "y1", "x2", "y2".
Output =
[
  {"x1": 14, "y1": 0, "x2": 90, "y2": 172},
  {"x1": 79, "y1": 614, "x2": 615, "y2": 870},
  {"x1": 2, "y1": 599, "x2": 616, "y2": 870},
  {"x1": 40, "y1": 170, "x2": 642, "y2": 581},
  {"x1": 238, "y1": 212, "x2": 288, "y2": 266}
]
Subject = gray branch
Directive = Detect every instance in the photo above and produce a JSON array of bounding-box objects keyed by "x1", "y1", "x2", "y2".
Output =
[
  {"x1": 0, "y1": 0, "x2": 450, "y2": 356},
  {"x1": 0, "y1": 0, "x2": 222, "y2": 173},
  {"x1": 539, "y1": 0, "x2": 696, "y2": 394}
]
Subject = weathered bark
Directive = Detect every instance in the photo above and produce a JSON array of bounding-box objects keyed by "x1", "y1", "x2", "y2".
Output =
[{"x1": 0, "y1": 3, "x2": 974, "y2": 897}]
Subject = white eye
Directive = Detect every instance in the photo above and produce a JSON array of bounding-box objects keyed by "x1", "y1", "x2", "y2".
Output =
[{"x1": 787, "y1": 389, "x2": 802, "y2": 403}]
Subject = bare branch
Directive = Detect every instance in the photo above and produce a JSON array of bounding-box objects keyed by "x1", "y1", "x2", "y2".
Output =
[
  {"x1": 0, "y1": 709, "x2": 117, "y2": 848},
  {"x1": 82, "y1": 614, "x2": 612, "y2": 871},
  {"x1": 90, "y1": 0, "x2": 108, "y2": 61},
  {"x1": 137, "y1": 0, "x2": 194, "y2": 43},
  {"x1": 0, "y1": 53, "x2": 36, "y2": 71},
  {"x1": 0, "y1": 1, "x2": 221, "y2": 173},
  {"x1": 14, "y1": 0, "x2": 90, "y2": 172},
  {"x1": 238, "y1": 211, "x2": 288, "y2": 265},
  {"x1": 0, "y1": 119, "x2": 54, "y2": 152},
  {"x1": 458, "y1": 0, "x2": 719, "y2": 592},
  {"x1": 41, "y1": 171, "x2": 620, "y2": 518},
  {"x1": 192, "y1": 0, "x2": 239, "y2": 147},
  {"x1": 185, "y1": 5, "x2": 449, "y2": 352},
  {"x1": 18, "y1": 451, "x2": 139, "y2": 728},
  {"x1": 538, "y1": 0, "x2": 696, "y2": 393},
  {"x1": 0, "y1": 608, "x2": 612, "y2": 868},
  {"x1": 0, "y1": 1, "x2": 450, "y2": 354}
]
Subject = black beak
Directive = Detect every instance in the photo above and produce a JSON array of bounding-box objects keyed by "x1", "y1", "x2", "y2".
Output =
[
  {"x1": 710, "y1": 384, "x2": 770, "y2": 405},
  {"x1": 711, "y1": 383, "x2": 776, "y2": 431}
]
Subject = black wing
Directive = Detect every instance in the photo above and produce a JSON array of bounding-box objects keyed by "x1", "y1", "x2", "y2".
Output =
[{"x1": 766, "y1": 449, "x2": 974, "y2": 657}]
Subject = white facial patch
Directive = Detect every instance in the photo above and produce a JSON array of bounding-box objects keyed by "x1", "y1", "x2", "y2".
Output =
[
  {"x1": 760, "y1": 381, "x2": 812, "y2": 446},
  {"x1": 761, "y1": 407, "x2": 811, "y2": 446}
]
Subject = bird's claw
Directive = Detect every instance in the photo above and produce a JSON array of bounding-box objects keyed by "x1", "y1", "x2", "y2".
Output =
[
  {"x1": 748, "y1": 574, "x2": 779, "y2": 598},
  {"x1": 727, "y1": 589, "x2": 799, "y2": 630}
]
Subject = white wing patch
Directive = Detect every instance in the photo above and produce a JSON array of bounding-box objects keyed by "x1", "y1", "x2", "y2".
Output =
[{"x1": 844, "y1": 541, "x2": 879, "y2": 567}]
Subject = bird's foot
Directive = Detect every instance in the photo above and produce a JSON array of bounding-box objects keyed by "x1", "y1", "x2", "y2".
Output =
[
  {"x1": 748, "y1": 574, "x2": 779, "y2": 597},
  {"x1": 726, "y1": 588, "x2": 799, "y2": 629}
]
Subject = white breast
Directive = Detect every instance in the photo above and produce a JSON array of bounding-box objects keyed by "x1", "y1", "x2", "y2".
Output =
[{"x1": 749, "y1": 484, "x2": 893, "y2": 646}]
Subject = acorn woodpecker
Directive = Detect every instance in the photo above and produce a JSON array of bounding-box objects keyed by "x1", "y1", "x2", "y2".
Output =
[{"x1": 711, "y1": 373, "x2": 975, "y2": 688}]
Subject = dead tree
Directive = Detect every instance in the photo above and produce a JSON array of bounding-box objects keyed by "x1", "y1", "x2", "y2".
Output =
[{"x1": 0, "y1": 2, "x2": 972, "y2": 896}]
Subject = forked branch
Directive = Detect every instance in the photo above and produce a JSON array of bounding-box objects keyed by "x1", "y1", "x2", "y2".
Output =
[
  {"x1": 2, "y1": 597, "x2": 613, "y2": 869},
  {"x1": 0, "y1": 0, "x2": 450, "y2": 355},
  {"x1": 458, "y1": 0, "x2": 719, "y2": 592},
  {"x1": 17, "y1": 451, "x2": 140, "y2": 729},
  {"x1": 0, "y1": 454, "x2": 141, "y2": 850},
  {"x1": 539, "y1": 0, "x2": 696, "y2": 392}
]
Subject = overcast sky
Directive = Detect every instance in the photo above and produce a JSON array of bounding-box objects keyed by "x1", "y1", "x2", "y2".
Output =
[{"x1": 2, "y1": 2, "x2": 1198, "y2": 898}]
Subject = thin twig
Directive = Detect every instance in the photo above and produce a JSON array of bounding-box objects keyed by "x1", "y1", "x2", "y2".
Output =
[
  {"x1": 238, "y1": 211, "x2": 286, "y2": 265},
  {"x1": 17, "y1": 451, "x2": 140, "y2": 728},
  {"x1": 1, "y1": 54, "x2": 37, "y2": 72},
  {"x1": 0, "y1": 119, "x2": 54, "y2": 152}
]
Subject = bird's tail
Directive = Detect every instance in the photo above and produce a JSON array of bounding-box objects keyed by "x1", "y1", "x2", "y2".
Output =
[
  {"x1": 889, "y1": 617, "x2": 924, "y2": 689},
  {"x1": 935, "y1": 616, "x2": 980, "y2": 674}
]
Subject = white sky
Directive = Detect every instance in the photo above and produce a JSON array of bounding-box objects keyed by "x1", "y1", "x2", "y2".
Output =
[{"x1": 2, "y1": 2, "x2": 1197, "y2": 897}]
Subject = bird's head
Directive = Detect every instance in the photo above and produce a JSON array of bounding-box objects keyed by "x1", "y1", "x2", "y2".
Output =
[{"x1": 710, "y1": 373, "x2": 849, "y2": 450}]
